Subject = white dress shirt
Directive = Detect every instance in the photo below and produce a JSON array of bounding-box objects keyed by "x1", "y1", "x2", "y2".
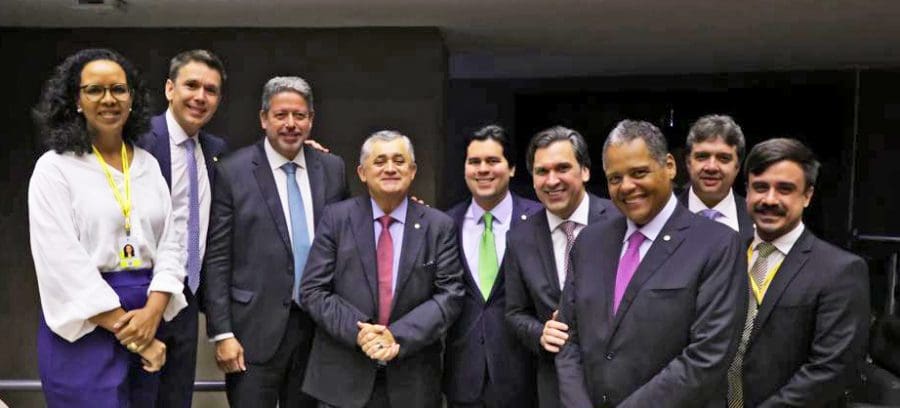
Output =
[
  {"x1": 28, "y1": 148, "x2": 187, "y2": 342},
  {"x1": 687, "y1": 186, "x2": 740, "y2": 233},
  {"x1": 461, "y1": 192, "x2": 512, "y2": 292},
  {"x1": 372, "y1": 198, "x2": 408, "y2": 293},
  {"x1": 546, "y1": 193, "x2": 590, "y2": 288},
  {"x1": 165, "y1": 108, "x2": 212, "y2": 264},
  {"x1": 622, "y1": 193, "x2": 679, "y2": 261},
  {"x1": 749, "y1": 222, "x2": 805, "y2": 276}
]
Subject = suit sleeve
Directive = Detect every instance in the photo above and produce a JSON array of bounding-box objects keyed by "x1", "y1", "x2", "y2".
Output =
[
  {"x1": 759, "y1": 257, "x2": 870, "y2": 407},
  {"x1": 555, "y1": 239, "x2": 596, "y2": 408},
  {"x1": 390, "y1": 220, "x2": 465, "y2": 359},
  {"x1": 300, "y1": 205, "x2": 370, "y2": 348},
  {"x1": 503, "y1": 240, "x2": 546, "y2": 355},
  {"x1": 619, "y1": 232, "x2": 748, "y2": 407},
  {"x1": 202, "y1": 162, "x2": 235, "y2": 338}
]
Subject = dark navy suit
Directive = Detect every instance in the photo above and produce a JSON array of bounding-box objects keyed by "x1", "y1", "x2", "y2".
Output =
[
  {"x1": 139, "y1": 113, "x2": 228, "y2": 408},
  {"x1": 443, "y1": 193, "x2": 542, "y2": 407}
]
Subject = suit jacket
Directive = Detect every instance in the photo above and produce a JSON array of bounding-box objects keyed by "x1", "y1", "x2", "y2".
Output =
[
  {"x1": 203, "y1": 142, "x2": 348, "y2": 363},
  {"x1": 300, "y1": 196, "x2": 465, "y2": 408},
  {"x1": 138, "y1": 113, "x2": 228, "y2": 308},
  {"x1": 504, "y1": 193, "x2": 616, "y2": 408},
  {"x1": 443, "y1": 193, "x2": 542, "y2": 406},
  {"x1": 742, "y1": 229, "x2": 869, "y2": 407},
  {"x1": 556, "y1": 203, "x2": 748, "y2": 408},
  {"x1": 677, "y1": 187, "x2": 754, "y2": 244}
]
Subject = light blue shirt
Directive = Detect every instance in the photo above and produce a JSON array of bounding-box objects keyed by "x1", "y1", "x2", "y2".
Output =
[
  {"x1": 622, "y1": 193, "x2": 678, "y2": 261},
  {"x1": 461, "y1": 191, "x2": 513, "y2": 292},
  {"x1": 372, "y1": 198, "x2": 408, "y2": 293}
]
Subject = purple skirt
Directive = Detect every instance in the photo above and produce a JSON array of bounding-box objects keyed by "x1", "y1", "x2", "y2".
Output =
[{"x1": 37, "y1": 268, "x2": 161, "y2": 408}]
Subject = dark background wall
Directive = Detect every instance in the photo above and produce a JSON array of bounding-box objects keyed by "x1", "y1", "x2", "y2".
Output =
[{"x1": 0, "y1": 26, "x2": 447, "y2": 407}]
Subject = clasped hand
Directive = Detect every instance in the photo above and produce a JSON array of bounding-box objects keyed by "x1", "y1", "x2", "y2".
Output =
[{"x1": 357, "y1": 322, "x2": 400, "y2": 362}]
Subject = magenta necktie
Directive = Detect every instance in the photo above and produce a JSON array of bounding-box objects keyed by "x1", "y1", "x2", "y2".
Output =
[
  {"x1": 376, "y1": 215, "x2": 395, "y2": 326},
  {"x1": 613, "y1": 231, "x2": 647, "y2": 314}
]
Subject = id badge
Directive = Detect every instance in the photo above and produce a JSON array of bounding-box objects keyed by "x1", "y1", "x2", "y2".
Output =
[{"x1": 118, "y1": 234, "x2": 143, "y2": 269}]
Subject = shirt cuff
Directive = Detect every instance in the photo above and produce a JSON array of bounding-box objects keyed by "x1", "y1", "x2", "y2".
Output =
[
  {"x1": 147, "y1": 272, "x2": 186, "y2": 322},
  {"x1": 210, "y1": 332, "x2": 235, "y2": 343}
]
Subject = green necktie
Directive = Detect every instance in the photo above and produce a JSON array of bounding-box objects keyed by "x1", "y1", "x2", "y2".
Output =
[{"x1": 478, "y1": 212, "x2": 499, "y2": 300}]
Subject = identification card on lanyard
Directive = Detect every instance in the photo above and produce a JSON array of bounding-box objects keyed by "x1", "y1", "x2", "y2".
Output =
[{"x1": 92, "y1": 143, "x2": 142, "y2": 269}]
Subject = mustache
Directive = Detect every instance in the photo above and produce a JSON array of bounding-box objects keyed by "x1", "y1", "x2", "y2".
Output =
[{"x1": 753, "y1": 203, "x2": 787, "y2": 216}]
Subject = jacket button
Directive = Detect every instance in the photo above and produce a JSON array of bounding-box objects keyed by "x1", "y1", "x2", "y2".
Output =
[{"x1": 605, "y1": 352, "x2": 614, "y2": 360}]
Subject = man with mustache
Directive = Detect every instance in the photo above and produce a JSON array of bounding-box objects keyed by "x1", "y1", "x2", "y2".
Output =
[
  {"x1": 505, "y1": 126, "x2": 617, "y2": 407},
  {"x1": 204, "y1": 76, "x2": 349, "y2": 407},
  {"x1": 726, "y1": 138, "x2": 869, "y2": 407},
  {"x1": 138, "y1": 49, "x2": 229, "y2": 407},
  {"x1": 678, "y1": 115, "x2": 754, "y2": 243},
  {"x1": 556, "y1": 120, "x2": 746, "y2": 407}
]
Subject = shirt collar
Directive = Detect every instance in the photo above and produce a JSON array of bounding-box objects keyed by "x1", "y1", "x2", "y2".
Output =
[
  {"x1": 624, "y1": 193, "x2": 678, "y2": 243},
  {"x1": 371, "y1": 197, "x2": 408, "y2": 225},
  {"x1": 751, "y1": 222, "x2": 805, "y2": 256},
  {"x1": 165, "y1": 108, "x2": 198, "y2": 145},
  {"x1": 546, "y1": 192, "x2": 590, "y2": 232},
  {"x1": 688, "y1": 186, "x2": 737, "y2": 219},
  {"x1": 465, "y1": 191, "x2": 513, "y2": 225},
  {"x1": 264, "y1": 137, "x2": 307, "y2": 173}
]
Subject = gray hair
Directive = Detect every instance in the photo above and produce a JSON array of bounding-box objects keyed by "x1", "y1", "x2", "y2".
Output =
[
  {"x1": 359, "y1": 130, "x2": 416, "y2": 165},
  {"x1": 603, "y1": 120, "x2": 669, "y2": 168},
  {"x1": 260, "y1": 76, "x2": 314, "y2": 113},
  {"x1": 686, "y1": 114, "x2": 746, "y2": 160},
  {"x1": 525, "y1": 125, "x2": 591, "y2": 174}
]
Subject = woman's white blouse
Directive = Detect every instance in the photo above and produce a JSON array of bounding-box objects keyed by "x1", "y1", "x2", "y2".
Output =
[{"x1": 28, "y1": 147, "x2": 186, "y2": 342}]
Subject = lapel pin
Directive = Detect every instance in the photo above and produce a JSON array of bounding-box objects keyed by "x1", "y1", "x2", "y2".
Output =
[
  {"x1": 414, "y1": 223, "x2": 421, "y2": 229},
  {"x1": 521, "y1": 214, "x2": 527, "y2": 220},
  {"x1": 212, "y1": 156, "x2": 219, "y2": 162},
  {"x1": 663, "y1": 235, "x2": 671, "y2": 241}
]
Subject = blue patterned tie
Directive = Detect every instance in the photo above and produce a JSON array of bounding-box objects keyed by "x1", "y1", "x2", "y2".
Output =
[
  {"x1": 283, "y1": 163, "x2": 311, "y2": 304},
  {"x1": 184, "y1": 139, "x2": 201, "y2": 294},
  {"x1": 699, "y1": 208, "x2": 722, "y2": 220}
]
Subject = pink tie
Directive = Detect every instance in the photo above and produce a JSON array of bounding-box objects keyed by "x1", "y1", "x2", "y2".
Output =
[
  {"x1": 376, "y1": 215, "x2": 395, "y2": 326},
  {"x1": 613, "y1": 231, "x2": 647, "y2": 314}
]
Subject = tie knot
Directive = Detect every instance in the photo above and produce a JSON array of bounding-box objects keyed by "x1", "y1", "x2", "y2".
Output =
[
  {"x1": 182, "y1": 138, "x2": 196, "y2": 151},
  {"x1": 756, "y1": 242, "x2": 777, "y2": 258},
  {"x1": 282, "y1": 162, "x2": 297, "y2": 176},
  {"x1": 482, "y1": 212, "x2": 494, "y2": 231},
  {"x1": 699, "y1": 208, "x2": 722, "y2": 220},
  {"x1": 627, "y1": 231, "x2": 647, "y2": 249},
  {"x1": 378, "y1": 215, "x2": 394, "y2": 229},
  {"x1": 559, "y1": 220, "x2": 578, "y2": 238}
]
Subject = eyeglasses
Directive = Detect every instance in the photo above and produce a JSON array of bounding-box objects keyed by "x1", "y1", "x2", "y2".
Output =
[{"x1": 79, "y1": 83, "x2": 132, "y2": 102}]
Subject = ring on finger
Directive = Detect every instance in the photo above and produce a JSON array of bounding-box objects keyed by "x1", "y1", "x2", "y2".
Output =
[{"x1": 127, "y1": 342, "x2": 139, "y2": 352}]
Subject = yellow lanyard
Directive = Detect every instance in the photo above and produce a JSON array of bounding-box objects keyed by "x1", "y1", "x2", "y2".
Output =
[
  {"x1": 92, "y1": 143, "x2": 132, "y2": 235},
  {"x1": 746, "y1": 245, "x2": 784, "y2": 305}
]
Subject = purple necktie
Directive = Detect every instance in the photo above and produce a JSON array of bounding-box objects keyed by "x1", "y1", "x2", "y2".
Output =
[
  {"x1": 376, "y1": 215, "x2": 395, "y2": 326},
  {"x1": 184, "y1": 139, "x2": 201, "y2": 294},
  {"x1": 699, "y1": 208, "x2": 722, "y2": 220},
  {"x1": 613, "y1": 231, "x2": 647, "y2": 314}
]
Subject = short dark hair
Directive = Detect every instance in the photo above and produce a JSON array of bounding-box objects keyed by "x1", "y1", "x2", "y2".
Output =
[
  {"x1": 466, "y1": 124, "x2": 515, "y2": 168},
  {"x1": 686, "y1": 114, "x2": 746, "y2": 160},
  {"x1": 744, "y1": 138, "x2": 820, "y2": 190},
  {"x1": 32, "y1": 48, "x2": 152, "y2": 155},
  {"x1": 526, "y1": 125, "x2": 591, "y2": 174},
  {"x1": 168, "y1": 49, "x2": 227, "y2": 84},
  {"x1": 603, "y1": 120, "x2": 669, "y2": 168}
]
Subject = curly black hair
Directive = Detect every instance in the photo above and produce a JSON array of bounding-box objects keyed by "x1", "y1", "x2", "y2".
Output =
[{"x1": 32, "y1": 48, "x2": 152, "y2": 155}]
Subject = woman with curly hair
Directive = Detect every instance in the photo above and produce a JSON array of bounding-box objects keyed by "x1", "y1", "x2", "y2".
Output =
[{"x1": 28, "y1": 48, "x2": 187, "y2": 407}]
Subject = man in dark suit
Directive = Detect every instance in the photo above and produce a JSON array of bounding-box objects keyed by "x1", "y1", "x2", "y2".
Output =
[
  {"x1": 677, "y1": 114, "x2": 754, "y2": 243},
  {"x1": 138, "y1": 49, "x2": 228, "y2": 408},
  {"x1": 301, "y1": 130, "x2": 465, "y2": 408},
  {"x1": 444, "y1": 125, "x2": 542, "y2": 408},
  {"x1": 727, "y1": 138, "x2": 869, "y2": 407},
  {"x1": 204, "y1": 76, "x2": 349, "y2": 407},
  {"x1": 556, "y1": 120, "x2": 746, "y2": 408},
  {"x1": 504, "y1": 126, "x2": 617, "y2": 408}
]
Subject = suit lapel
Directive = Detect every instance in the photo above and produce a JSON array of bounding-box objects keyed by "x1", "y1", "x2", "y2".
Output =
[
  {"x1": 452, "y1": 199, "x2": 484, "y2": 305},
  {"x1": 252, "y1": 143, "x2": 292, "y2": 254},
  {"x1": 350, "y1": 197, "x2": 379, "y2": 312},
  {"x1": 394, "y1": 201, "x2": 426, "y2": 305},
  {"x1": 533, "y1": 212, "x2": 562, "y2": 296},
  {"x1": 484, "y1": 194, "x2": 535, "y2": 302},
  {"x1": 751, "y1": 229, "x2": 813, "y2": 334},
  {"x1": 734, "y1": 193, "x2": 756, "y2": 243},
  {"x1": 602, "y1": 217, "x2": 627, "y2": 325},
  {"x1": 610, "y1": 206, "x2": 690, "y2": 334},
  {"x1": 587, "y1": 194, "x2": 609, "y2": 224},
  {"x1": 304, "y1": 148, "x2": 327, "y2": 226},
  {"x1": 149, "y1": 115, "x2": 172, "y2": 189}
]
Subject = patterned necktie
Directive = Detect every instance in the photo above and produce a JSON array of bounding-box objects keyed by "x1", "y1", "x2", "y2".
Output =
[
  {"x1": 478, "y1": 212, "x2": 499, "y2": 300},
  {"x1": 283, "y1": 163, "x2": 311, "y2": 305},
  {"x1": 699, "y1": 208, "x2": 722, "y2": 220},
  {"x1": 614, "y1": 231, "x2": 646, "y2": 314},
  {"x1": 376, "y1": 215, "x2": 395, "y2": 325},
  {"x1": 727, "y1": 241, "x2": 779, "y2": 408},
  {"x1": 559, "y1": 220, "x2": 578, "y2": 285},
  {"x1": 183, "y1": 139, "x2": 201, "y2": 294}
]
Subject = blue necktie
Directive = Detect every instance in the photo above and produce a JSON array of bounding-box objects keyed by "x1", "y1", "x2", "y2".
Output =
[
  {"x1": 184, "y1": 139, "x2": 201, "y2": 294},
  {"x1": 283, "y1": 163, "x2": 311, "y2": 304},
  {"x1": 699, "y1": 208, "x2": 722, "y2": 220}
]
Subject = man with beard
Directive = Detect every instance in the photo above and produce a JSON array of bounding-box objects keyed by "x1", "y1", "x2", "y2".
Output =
[
  {"x1": 678, "y1": 115, "x2": 754, "y2": 243},
  {"x1": 726, "y1": 138, "x2": 869, "y2": 407}
]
